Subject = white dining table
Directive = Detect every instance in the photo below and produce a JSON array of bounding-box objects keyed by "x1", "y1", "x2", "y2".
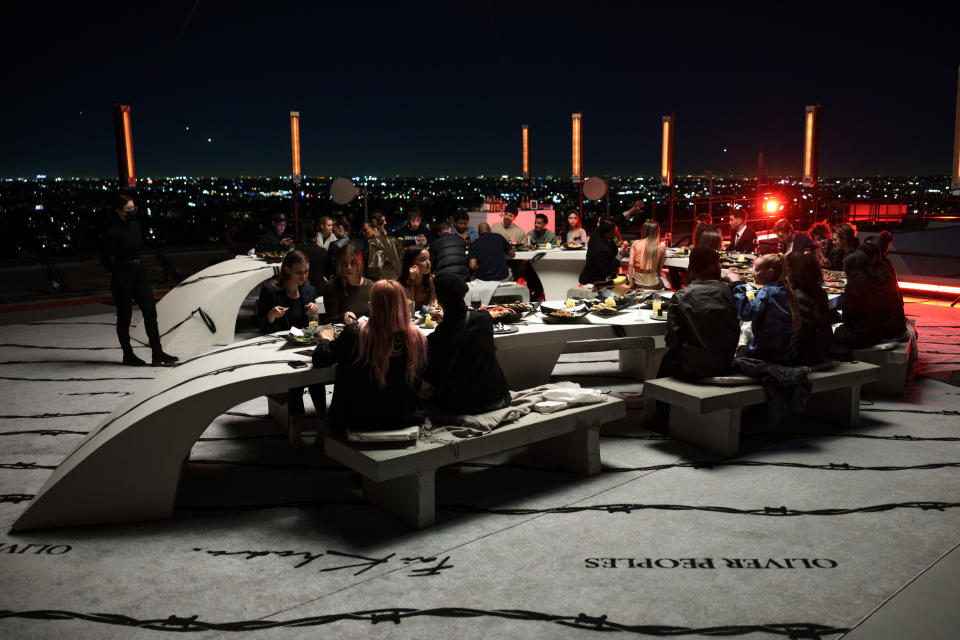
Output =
[{"x1": 513, "y1": 248, "x2": 590, "y2": 301}]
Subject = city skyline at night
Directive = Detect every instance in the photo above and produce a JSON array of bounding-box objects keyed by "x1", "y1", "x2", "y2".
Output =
[{"x1": 2, "y1": 3, "x2": 959, "y2": 179}]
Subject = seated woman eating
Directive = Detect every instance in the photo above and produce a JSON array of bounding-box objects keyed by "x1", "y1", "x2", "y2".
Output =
[
  {"x1": 256, "y1": 250, "x2": 324, "y2": 444},
  {"x1": 628, "y1": 220, "x2": 666, "y2": 290},
  {"x1": 729, "y1": 253, "x2": 801, "y2": 365},
  {"x1": 398, "y1": 246, "x2": 437, "y2": 310},
  {"x1": 324, "y1": 243, "x2": 373, "y2": 324},
  {"x1": 785, "y1": 250, "x2": 833, "y2": 365},
  {"x1": 423, "y1": 273, "x2": 511, "y2": 415},
  {"x1": 312, "y1": 279, "x2": 427, "y2": 433}
]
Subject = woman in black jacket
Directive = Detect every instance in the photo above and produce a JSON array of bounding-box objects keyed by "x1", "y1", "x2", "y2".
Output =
[{"x1": 257, "y1": 250, "x2": 324, "y2": 444}]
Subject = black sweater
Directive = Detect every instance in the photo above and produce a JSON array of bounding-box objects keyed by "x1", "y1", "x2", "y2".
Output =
[
  {"x1": 312, "y1": 323, "x2": 422, "y2": 432},
  {"x1": 424, "y1": 307, "x2": 511, "y2": 413},
  {"x1": 100, "y1": 217, "x2": 144, "y2": 272}
]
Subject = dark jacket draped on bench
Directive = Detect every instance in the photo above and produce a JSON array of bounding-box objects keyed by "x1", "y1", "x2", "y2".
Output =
[{"x1": 312, "y1": 323, "x2": 422, "y2": 432}]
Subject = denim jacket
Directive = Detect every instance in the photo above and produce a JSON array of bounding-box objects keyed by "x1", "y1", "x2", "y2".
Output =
[{"x1": 732, "y1": 281, "x2": 798, "y2": 365}]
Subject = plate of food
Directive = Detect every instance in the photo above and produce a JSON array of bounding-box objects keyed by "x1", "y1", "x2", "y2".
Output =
[
  {"x1": 284, "y1": 329, "x2": 319, "y2": 344},
  {"x1": 257, "y1": 251, "x2": 286, "y2": 263},
  {"x1": 416, "y1": 313, "x2": 442, "y2": 329},
  {"x1": 542, "y1": 308, "x2": 590, "y2": 323},
  {"x1": 564, "y1": 242, "x2": 586, "y2": 250},
  {"x1": 515, "y1": 244, "x2": 537, "y2": 252},
  {"x1": 590, "y1": 300, "x2": 621, "y2": 316}
]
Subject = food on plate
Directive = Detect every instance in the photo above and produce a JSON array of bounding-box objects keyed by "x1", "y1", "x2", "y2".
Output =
[
  {"x1": 545, "y1": 242, "x2": 552, "y2": 249},
  {"x1": 565, "y1": 298, "x2": 577, "y2": 308},
  {"x1": 566, "y1": 242, "x2": 584, "y2": 249},
  {"x1": 423, "y1": 314, "x2": 436, "y2": 328},
  {"x1": 613, "y1": 275, "x2": 626, "y2": 284},
  {"x1": 604, "y1": 297, "x2": 617, "y2": 307},
  {"x1": 550, "y1": 309, "x2": 577, "y2": 318}
]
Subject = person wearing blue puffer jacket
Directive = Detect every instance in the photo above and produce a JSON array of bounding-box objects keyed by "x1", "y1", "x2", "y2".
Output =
[{"x1": 728, "y1": 253, "x2": 801, "y2": 365}]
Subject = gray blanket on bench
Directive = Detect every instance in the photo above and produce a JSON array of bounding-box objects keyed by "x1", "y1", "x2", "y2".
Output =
[
  {"x1": 426, "y1": 381, "x2": 582, "y2": 440},
  {"x1": 732, "y1": 357, "x2": 815, "y2": 426}
]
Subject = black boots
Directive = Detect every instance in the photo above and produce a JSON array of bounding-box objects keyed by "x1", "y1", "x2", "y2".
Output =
[
  {"x1": 122, "y1": 347, "x2": 146, "y2": 367},
  {"x1": 151, "y1": 349, "x2": 179, "y2": 366}
]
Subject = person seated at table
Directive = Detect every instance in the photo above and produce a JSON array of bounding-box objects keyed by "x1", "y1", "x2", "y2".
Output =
[
  {"x1": 257, "y1": 212, "x2": 295, "y2": 253},
  {"x1": 430, "y1": 221, "x2": 470, "y2": 280},
  {"x1": 325, "y1": 216, "x2": 364, "y2": 279},
  {"x1": 785, "y1": 251, "x2": 833, "y2": 365},
  {"x1": 313, "y1": 279, "x2": 427, "y2": 434},
  {"x1": 727, "y1": 209, "x2": 758, "y2": 253},
  {"x1": 774, "y1": 219, "x2": 817, "y2": 255},
  {"x1": 832, "y1": 222, "x2": 859, "y2": 267},
  {"x1": 526, "y1": 213, "x2": 556, "y2": 246},
  {"x1": 691, "y1": 213, "x2": 713, "y2": 247},
  {"x1": 399, "y1": 246, "x2": 438, "y2": 309},
  {"x1": 834, "y1": 246, "x2": 905, "y2": 349},
  {"x1": 808, "y1": 221, "x2": 842, "y2": 270},
  {"x1": 729, "y1": 253, "x2": 800, "y2": 365},
  {"x1": 628, "y1": 220, "x2": 666, "y2": 290},
  {"x1": 453, "y1": 210, "x2": 478, "y2": 244},
  {"x1": 256, "y1": 250, "x2": 324, "y2": 441},
  {"x1": 397, "y1": 207, "x2": 431, "y2": 248},
  {"x1": 579, "y1": 221, "x2": 622, "y2": 286},
  {"x1": 659, "y1": 246, "x2": 740, "y2": 379},
  {"x1": 864, "y1": 230, "x2": 903, "y2": 306},
  {"x1": 324, "y1": 243, "x2": 373, "y2": 324},
  {"x1": 469, "y1": 222, "x2": 515, "y2": 282},
  {"x1": 491, "y1": 203, "x2": 527, "y2": 245},
  {"x1": 563, "y1": 211, "x2": 589, "y2": 245},
  {"x1": 696, "y1": 224, "x2": 724, "y2": 251},
  {"x1": 423, "y1": 274, "x2": 512, "y2": 415},
  {"x1": 297, "y1": 220, "x2": 328, "y2": 293},
  {"x1": 364, "y1": 219, "x2": 403, "y2": 281}
]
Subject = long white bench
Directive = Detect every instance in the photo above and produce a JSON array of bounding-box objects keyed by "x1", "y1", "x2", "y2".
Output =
[
  {"x1": 322, "y1": 397, "x2": 626, "y2": 528},
  {"x1": 642, "y1": 361, "x2": 881, "y2": 457}
]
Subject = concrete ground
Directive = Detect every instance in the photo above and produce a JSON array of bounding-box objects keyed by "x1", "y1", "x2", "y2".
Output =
[{"x1": 0, "y1": 297, "x2": 958, "y2": 639}]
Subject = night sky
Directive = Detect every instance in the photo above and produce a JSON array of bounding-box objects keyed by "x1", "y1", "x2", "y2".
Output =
[{"x1": 3, "y1": 2, "x2": 958, "y2": 178}]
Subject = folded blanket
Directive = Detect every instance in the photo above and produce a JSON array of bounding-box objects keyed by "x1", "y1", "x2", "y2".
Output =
[{"x1": 427, "y1": 381, "x2": 585, "y2": 440}]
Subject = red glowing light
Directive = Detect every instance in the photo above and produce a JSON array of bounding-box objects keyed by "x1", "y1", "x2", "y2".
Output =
[
  {"x1": 898, "y1": 281, "x2": 960, "y2": 295},
  {"x1": 764, "y1": 199, "x2": 779, "y2": 213}
]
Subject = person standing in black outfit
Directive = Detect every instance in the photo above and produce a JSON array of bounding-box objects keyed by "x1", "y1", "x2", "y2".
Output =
[
  {"x1": 100, "y1": 194, "x2": 178, "y2": 367},
  {"x1": 424, "y1": 274, "x2": 511, "y2": 414}
]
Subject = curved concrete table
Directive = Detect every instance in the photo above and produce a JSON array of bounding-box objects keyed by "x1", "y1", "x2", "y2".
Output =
[
  {"x1": 130, "y1": 256, "x2": 277, "y2": 354},
  {"x1": 12, "y1": 335, "x2": 334, "y2": 531}
]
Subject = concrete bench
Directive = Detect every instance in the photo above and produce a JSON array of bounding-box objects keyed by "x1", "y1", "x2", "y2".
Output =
[
  {"x1": 563, "y1": 335, "x2": 658, "y2": 380},
  {"x1": 322, "y1": 396, "x2": 626, "y2": 528},
  {"x1": 852, "y1": 321, "x2": 917, "y2": 397},
  {"x1": 642, "y1": 361, "x2": 881, "y2": 457}
]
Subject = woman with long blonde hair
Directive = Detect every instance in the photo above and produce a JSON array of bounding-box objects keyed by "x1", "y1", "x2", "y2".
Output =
[
  {"x1": 313, "y1": 279, "x2": 427, "y2": 433},
  {"x1": 628, "y1": 220, "x2": 666, "y2": 290}
]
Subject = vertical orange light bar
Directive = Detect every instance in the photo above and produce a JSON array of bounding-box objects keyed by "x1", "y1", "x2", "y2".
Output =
[
  {"x1": 952, "y1": 65, "x2": 960, "y2": 195},
  {"x1": 522, "y1": 124, "x2": 530, "y2": 179},
  {"x1": 661, "y1": 115, "x2": 674, "y2": 187},
  {"x1": 121, "y1": 107, "x2": 135, "y2": 185},
  {"x1": 802, "y1": 104, "x2": 820, "y2": 187},
  {"x1": 290, "y1": 110, "x2": 301, "y2": 182},
  {"x1": 571, "y1": 113, "x2": 582, "y2": 181}
]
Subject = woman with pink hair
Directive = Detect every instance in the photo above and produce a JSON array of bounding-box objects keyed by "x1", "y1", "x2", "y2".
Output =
[{"x1": 312, "y1": 279, "x2": 427, "y2": 432}]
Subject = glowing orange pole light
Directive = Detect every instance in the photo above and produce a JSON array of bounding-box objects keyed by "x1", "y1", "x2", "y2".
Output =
[
  {"x1": 113, "y1": 103, "x2": 136, "y2": 187},
  {"x1": 898, "y1": 281, "x2": 960, "y2": 295},
  {"x1": 289, "y1": 111, "x2": 301, "y2": 180},
  {"x1": 522, "y1": 124, "x2": 530, "y2": 179},
  {"x1": 661, "y1": 115, "x2": 674, "y2": 187},
  {"x1": 571, "y1": 113, "x2": 582, "y2": 181},
  {"x1": 802, "y1": 104, "x2": 820, "y2": 187}
]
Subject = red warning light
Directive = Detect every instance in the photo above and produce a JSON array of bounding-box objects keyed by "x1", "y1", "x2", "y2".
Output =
[{"x1": 764, "y1": 199, "x2": 779, "y2": 214}]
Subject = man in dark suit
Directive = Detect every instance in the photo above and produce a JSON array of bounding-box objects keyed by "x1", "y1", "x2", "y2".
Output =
[
  {"x1": 774, "y1": 218, "x2": 817, "y2": 255},
  {"x1": 727, "y1": 209, "x2": 758, "y2": 253}
]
